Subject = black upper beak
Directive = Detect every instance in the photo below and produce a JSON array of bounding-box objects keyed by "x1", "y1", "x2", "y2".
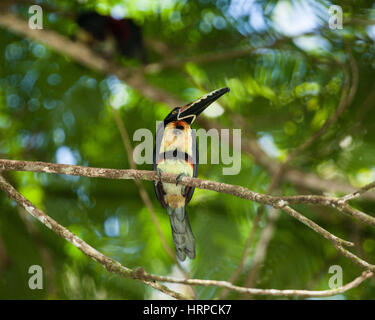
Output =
[{"x1": 178, "y1": 87, "x2": 229, "y2": 123}]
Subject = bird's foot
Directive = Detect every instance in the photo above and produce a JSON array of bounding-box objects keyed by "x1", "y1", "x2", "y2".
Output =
[
  {"x1": 176, "y1": 173, "x2": 187, "y2": 195},
  {"x1": 157, "y1": 168, "x2": 163, "y2": 182},
  {"x1": 176, "y1": 173, "x2": 187, "y2": 185}
]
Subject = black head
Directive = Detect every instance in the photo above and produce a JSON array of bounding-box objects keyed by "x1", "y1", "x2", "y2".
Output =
[
  {"x1": 163, "y1": 87, "x2": 230, "y2": 126},
  {"x1": 77, "y1": 12, "x2": 109, "y2": 40}
]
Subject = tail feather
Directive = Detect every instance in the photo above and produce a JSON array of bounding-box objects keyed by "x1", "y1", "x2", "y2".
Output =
[{"x1": 168, "y1": 206, "x2": 195, "y2": 261}]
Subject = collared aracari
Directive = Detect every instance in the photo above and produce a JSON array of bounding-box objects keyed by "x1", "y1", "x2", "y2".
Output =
[{"x1": 153, "y1": 87, "x2": 230, "y2": 261}]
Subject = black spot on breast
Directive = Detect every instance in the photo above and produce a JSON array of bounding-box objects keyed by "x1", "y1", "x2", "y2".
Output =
[
  {"x1": 173, "y1": 149, "x2": 177, "y2": 157},
  {"x1": 173, "y1": 128, "x2": 182, "y2": 135},
  {"x1": 175, "y1": 125, "x2": 184, "y2": 130}
]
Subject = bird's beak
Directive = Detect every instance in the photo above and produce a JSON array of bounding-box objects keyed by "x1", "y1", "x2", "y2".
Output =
[{"x1": 177, "y1": 87, "x2": 229, "y2": 123}]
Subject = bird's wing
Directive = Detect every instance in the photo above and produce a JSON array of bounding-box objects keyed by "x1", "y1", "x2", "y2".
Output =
[
  {"x1": 153, "y1": 123, "x2": 167, "y2": 208},
  {"x1": 153, "y1": 150, "x2": 167, "y2": 209},
  {"x1": 185, "y1": 129, "x2": 198, "y2": 205}
]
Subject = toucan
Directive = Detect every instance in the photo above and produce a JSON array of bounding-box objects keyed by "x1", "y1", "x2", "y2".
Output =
[{"x1": 153, "y1": 87, "x2": 230, "y2": 261}]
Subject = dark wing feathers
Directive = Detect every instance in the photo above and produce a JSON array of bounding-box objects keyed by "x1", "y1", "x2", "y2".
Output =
[{"x1": 153, "y1": 133, "x2": 167, "y2": 208}]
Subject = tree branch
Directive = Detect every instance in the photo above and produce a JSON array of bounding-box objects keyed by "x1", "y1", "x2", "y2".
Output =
[
  {"x1": 0, "y1": 172, "x2": 373, "y2": 298},
  {"x1": 3, "y1": 158, "x2": 375, "y2": 273},
  {"x1": 142, "y1": 269, "x2": 373, "y2": 298},
  {"x1": 340, "y1": 180, "x2": 375, "y2": 203},
  {"x1": 2, "y1": 159, "x2": 373, "y2": 228},
  {"x1": 0, "y1": 173, "x2": 190, "y2": 300},
  {"x1": 143, "y1": 40, "x2": 281, "y2": 73},
  {"x1": 0, "y1": 10, "x2": 373, "y2": 202},
  {"x1": 0, "y1": 159, "x2": 375, "y2": 227}
]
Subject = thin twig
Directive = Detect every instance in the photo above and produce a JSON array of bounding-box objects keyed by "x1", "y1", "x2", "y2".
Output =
[
  {"x1": 241, "y1": 207, "x2": 280, "y2": 296},
  {"x1": 218, "y1": 210, "x2": 262, "y2": 298},
  {"x1": 340, "y1": 181, "x2": 375, "y2": 203},
  {"x1": 286, "y1": 47, "x2": 358, "y2": 161},
  {"x1": 145, "y1": 268, "x2": 374, "y2": 297}
]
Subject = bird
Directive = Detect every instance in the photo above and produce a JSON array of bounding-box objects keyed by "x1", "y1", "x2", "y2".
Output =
[
  {"x1": 76, "y1": 11, "x2": 145, "y2": 61},
  {"x1": 153, "y1": 87, "x2": 230, "y2": 261}
]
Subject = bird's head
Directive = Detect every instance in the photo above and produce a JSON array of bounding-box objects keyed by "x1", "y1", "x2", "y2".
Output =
[{"x1": 163, "y1": 87, "x2": 230, "y2": 126}]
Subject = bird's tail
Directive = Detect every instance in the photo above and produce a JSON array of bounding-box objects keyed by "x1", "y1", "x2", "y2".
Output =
[{"x1": 167, "y1": 206, "x2": 195, "y2": 261}]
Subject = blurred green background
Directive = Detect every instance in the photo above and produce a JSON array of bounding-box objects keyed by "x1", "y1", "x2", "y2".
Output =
[{"x1": 0, "y1": 0, "x2": 375, "y2": 299}]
